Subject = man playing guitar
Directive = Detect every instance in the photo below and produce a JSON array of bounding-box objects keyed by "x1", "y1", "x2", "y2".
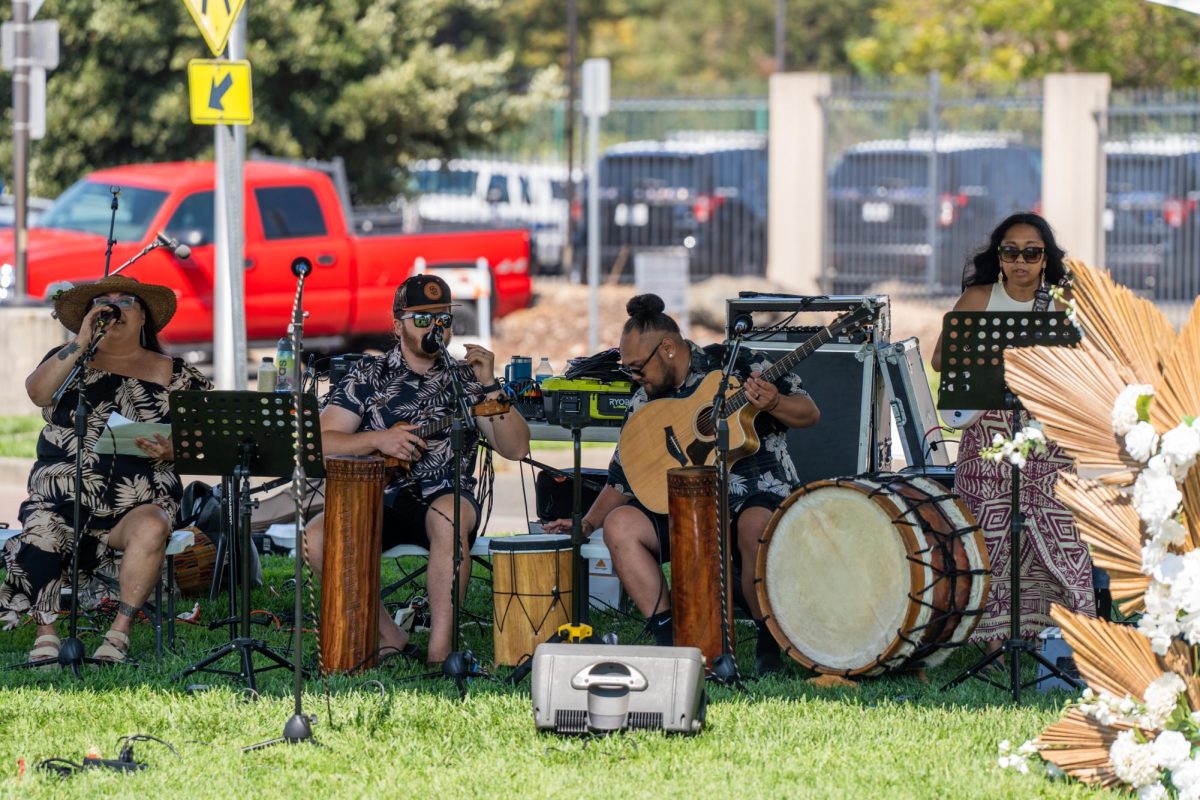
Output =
[{"x1": 544, "y1": 294, "x2": 819, "y2": 675}]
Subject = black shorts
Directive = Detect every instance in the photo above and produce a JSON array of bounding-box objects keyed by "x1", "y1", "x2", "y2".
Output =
[
  {"x1": 636, "y1": 491, "x2": 781, "y2": 564},
  {"x1": 380, "y1": 487, "x2": 481, "y2": 551}
]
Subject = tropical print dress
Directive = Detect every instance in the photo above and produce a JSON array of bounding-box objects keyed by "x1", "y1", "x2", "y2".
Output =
[{"x1": 0, "y1": 351, "x2": 212, "y2": 626}]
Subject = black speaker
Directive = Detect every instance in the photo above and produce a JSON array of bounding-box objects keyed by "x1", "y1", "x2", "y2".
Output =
[
  {"x1": 745, "y1": 341, "x2": 889, "y2": 486},
  {"x1": 534, "y1": 468, "x2": 607, "y2": 522}
]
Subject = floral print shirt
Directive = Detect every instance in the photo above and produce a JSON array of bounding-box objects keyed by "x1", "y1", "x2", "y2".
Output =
[{"x1": 324, "y1": 344, "x2": 486, "y2": 500}]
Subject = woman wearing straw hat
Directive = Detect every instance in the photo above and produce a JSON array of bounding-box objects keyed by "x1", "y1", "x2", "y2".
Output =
[
  {"x1": 932, "y1": 213, "x2": 1096, "y2": 666},
  {"x1": 0, "y1": 275, "x2": 212, "y2": 665}
]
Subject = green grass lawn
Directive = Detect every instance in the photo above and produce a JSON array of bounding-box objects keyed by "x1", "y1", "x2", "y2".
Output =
[
  {"x1": 0, "y1": 555, "x2": 1108, "y2": 799},
  {"x1": 0, "y1": 415, "x2": 41, "y2": 459}
]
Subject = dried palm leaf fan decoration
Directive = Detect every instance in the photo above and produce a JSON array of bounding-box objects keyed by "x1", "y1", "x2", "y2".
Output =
[
  {"x1": 1004, "y1": 261, "x2": 1172, "y2": 485},
  {"x1": 1051, "y1": 605, "x2": 1200, "y2": 711},
  {"x1": 1155, "y1": 297, "x2": 1200, "y2": 541},
  {"x1": 1055, "y1": 474, "x2": 1151, "y2": 614},
  {"x1": 1036, "y1": 709, "x2": 1135, "y2": 789}
]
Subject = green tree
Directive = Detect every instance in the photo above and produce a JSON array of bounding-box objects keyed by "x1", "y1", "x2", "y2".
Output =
[
  {"x1": 0, "y1": 0, "x2": 556, "y2": 201},
  {"x1": 848, "y1": 0, "x2": 1200, "y2": 87}
]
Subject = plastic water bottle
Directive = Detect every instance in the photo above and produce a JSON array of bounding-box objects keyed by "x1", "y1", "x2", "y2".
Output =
[
  {"x1": 535, "y1": 357, "x2": 554, "y2": 384},
  {"x1": 257, "y1": 356, "x2": 277, "y2": 393},
  {"x1": 275, "y1": 336, "x2": 295, "y2": 392}
]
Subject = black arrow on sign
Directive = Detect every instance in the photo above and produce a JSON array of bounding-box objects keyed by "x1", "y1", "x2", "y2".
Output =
[{"x1": 208, "y1": 72, "x2": 234, "y2": 111}]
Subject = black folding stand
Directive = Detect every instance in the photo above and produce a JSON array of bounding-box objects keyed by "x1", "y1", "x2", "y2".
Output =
[
  {"x1": 169, "y1": 390, "x2": 324, "y2": 694},
  {"x1": 937, "y1": 310, "x2": 1082, "y2": 701}
]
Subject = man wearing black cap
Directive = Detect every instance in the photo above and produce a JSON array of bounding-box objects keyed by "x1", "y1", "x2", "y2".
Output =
[{"x1": 303, "y1": 274, "x2": 531, "y2": 665}]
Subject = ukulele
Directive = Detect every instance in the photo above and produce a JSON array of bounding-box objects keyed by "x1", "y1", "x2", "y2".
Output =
[{"x1": 374, "y1": 397, "x2": 512, "y2": 472}]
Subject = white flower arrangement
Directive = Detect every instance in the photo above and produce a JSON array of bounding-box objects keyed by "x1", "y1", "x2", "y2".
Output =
[
  {"x1": 996, "y1": 385, "x2": 1200, "y2": 796},
  {"x1": 980, "y1": 421, "x2": 1047, "y2": 468},
  {"x1": 1048, "y1": 284, "x2": 1080, "y2": 329}
]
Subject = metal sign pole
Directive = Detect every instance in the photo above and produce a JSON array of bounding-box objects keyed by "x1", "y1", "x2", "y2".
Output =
[
  {"x1": 212, "y1": 8, "x2": 249, "y2": 390},
  {"x1": 12, "y1": 0, "x2": 29, "y2": 302},
  {"x1": 582, "y1": 59, "x2": 610, "y2": 355}
]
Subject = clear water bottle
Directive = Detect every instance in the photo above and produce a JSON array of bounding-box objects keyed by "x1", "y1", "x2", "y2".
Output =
[
  {"x1": 257, "y1": 356, "x2": 277, "y2": 393},
  {"x1": 535, "y1": 357, "x2": 554, "y2": 384},
  {"x1": 275, "y1": 336, "x2": 295, "y2": 392}
]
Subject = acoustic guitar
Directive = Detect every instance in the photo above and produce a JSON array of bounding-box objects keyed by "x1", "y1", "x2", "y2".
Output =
[
  {"x1": 374, "y1": 397, "x2": 512, "y2": 472},
  {"x1": 618, "y1": 304, "x2": 878, "y2": 514}
]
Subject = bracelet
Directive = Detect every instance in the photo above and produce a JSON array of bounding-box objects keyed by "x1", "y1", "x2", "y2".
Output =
[{"x1": 480, "y1": 381, "x2": 502, "y2": 394}]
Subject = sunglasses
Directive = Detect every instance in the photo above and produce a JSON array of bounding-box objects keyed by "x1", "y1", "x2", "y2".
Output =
[
  {"x1": 997, "y1": 245, "x2": 1045, "y2": 264},
  {"x1": 619, "y1": 338, "x2": 665, "y2": 379},
  {"x1": 399, "y1": 311, "x2": 453, "y2": 328},
  {"x1": 91, "y1": 296, "x2": 138, "y2": 310}
]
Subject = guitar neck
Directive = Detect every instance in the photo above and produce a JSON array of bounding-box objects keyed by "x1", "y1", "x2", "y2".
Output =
[
  {"x1": 416, "y1": 417, "x2": 451, "y2": 439},
  {"x1": 725, "y1": 326, "x2": 833, "y2": 414}
]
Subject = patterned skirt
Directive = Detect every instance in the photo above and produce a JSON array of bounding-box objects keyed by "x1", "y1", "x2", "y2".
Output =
[{"x1": 957, "y1": 411, "x2": 1095, "y2": 641}]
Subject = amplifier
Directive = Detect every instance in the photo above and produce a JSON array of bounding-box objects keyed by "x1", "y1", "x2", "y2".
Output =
[
  {"x1": 531, "y1": 643, "x2": 706, "y2": 735},
  {"x1": 541, "y1": 378, "x2": 634, "y2": 428}
]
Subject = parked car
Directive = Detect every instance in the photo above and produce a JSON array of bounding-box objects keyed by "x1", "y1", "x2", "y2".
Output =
[
  {"x1": 586, "y1": 135, "x2": 768, "y2": 280},
  {"x1": 0, "y1": 162, "x2": 532, "y2": 349},
  {"x1": 826, "y1": 136, "x2": 1041, "y2": 293},
  {"x1": 0, "y1": 194, "x2": 53, "y2": 228},
  {"x1": 405, "y1": 158, "x2": 571, "y2": 274},
  {"x1": 1103, "y1": 140, "x2": 1200, "y2": 299}
]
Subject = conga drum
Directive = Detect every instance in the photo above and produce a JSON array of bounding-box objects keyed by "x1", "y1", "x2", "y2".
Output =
[
  {"x1": 756, "y1": 473, "x2": 989, "y2": 676},
  {"x1": 490, "y1": 534, "x2": 573, "y2": 666},
  {"x1": 319, "y1": 455, "x2": 386, "y2": 673},
  {"x1": 668, "y1": 466, "x2": 733, "y2": 666}
]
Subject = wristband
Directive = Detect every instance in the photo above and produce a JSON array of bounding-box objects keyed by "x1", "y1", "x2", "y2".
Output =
[{"x1": 481, "y1": 381, "x2": 502, "y2": 394}]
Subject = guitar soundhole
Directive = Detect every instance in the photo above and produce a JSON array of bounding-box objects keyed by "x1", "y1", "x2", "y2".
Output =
[{"x1": 696, "y1": 406, "x2": 716, "y2": 438}]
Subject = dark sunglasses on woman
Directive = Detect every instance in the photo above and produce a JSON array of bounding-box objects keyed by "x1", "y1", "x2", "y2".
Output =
[{"x1": 997, "y1": 245, "x2": 1045, "y2": 264}]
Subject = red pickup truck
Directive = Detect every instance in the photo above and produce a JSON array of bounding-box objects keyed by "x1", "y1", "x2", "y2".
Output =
[{"x1": 0, "y1": 161, "x2": 532, "y2": 347}]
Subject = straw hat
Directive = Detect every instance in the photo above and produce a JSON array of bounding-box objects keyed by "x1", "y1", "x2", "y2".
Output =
[{"x1": 52, "y1": 275, "x2": 177, "y2": 333}]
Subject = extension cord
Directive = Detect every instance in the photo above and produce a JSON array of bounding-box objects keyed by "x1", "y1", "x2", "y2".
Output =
[{"x1": 83, "y1": 756, "x2": 146, "y2": 772}]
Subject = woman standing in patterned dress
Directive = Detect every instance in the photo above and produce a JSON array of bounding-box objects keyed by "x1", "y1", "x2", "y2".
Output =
[
  {"x1": 931, "y1": 213, "x2": 1095, "y2": 661},
  {"x1": 0, "y1": 276, "x2": 211, "y2": 666}
]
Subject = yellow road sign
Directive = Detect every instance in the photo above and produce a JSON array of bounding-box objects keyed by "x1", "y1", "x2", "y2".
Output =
[
  {"x1": 188, "y1": 59, "x2": 253, "y2": 125},
  {"x1": 181, "y1": 0, "x2": 247, "y2": 57}
]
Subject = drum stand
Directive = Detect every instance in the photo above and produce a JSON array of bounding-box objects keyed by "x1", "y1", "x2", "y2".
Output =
[
  {"x1": 169, "y1": 389, "x2": 324, "y2": 696},
  {"x1": 936, "y1": 310, "x2": 1082, "y2": 702}
]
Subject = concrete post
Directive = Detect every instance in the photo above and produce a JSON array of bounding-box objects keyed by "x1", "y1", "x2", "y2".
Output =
[
  {"x1": 1041, "y1": 73, "x2": 1110, "y2": 267},
  {"x1": 768, "y1": 72, "x2": 831, "y2": 293},
  {"x1": 0, "y1": 306, "x2": 68, "y2": 414}
]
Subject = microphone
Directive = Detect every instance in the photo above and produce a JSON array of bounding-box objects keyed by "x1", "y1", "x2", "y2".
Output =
[
  {"x1": 95, "y1": 303, "x2": 122, "y2": 328},
  {"x1": 291, "y1": 257, "x2": 313, "y2": 278},
  {"x1": 731, "y1": 313, "x2": 754, "y2": 336},
  {"x1": 155, "y1": 232, "x2": 192, "y2": 260},
  {"x1": 420, "y1": 318, "x2": 447, "y2": 355}
]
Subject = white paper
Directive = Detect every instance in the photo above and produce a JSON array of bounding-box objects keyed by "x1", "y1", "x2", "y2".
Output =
[{"x1": 91, "y1": 411, "x2": 172, "y2": 457}]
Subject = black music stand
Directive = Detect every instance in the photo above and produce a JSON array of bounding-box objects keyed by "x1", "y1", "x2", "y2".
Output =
[
  {"x1": 937, "y1": 310, "x2": 1082, "y2": 702},
  {"x1": 170, "y1": 390, "x2": 324, "y2": 693}
]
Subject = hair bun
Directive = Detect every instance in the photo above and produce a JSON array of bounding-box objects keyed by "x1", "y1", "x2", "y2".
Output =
[{"x1": 626, "y1": 293, "x2": 665, "y2": 319}]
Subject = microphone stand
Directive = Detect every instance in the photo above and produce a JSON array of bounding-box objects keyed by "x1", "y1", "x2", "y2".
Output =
[
  {"x1": 247, "y1": 258, "x2": 318, "y2": 750},
  {"x1": 109, "y1": 237, "x2": 179, "y2": 278},
  {"x1": 399, "y1": 323, "x2": 485, "y2": 699},
  {"x1": 707, "y1": 332, "x2": 743, "y2": 686},
  {"x1": 102, "y1": 186, "x2": 120, "y2": 277},
  {"x1": 7, "y1": 322, "x2": 116, "y2": 675}
]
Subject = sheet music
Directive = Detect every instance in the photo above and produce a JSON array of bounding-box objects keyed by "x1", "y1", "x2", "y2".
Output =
[{"x1": 91, "y1": 411, "x2": 172, "y2": 457}]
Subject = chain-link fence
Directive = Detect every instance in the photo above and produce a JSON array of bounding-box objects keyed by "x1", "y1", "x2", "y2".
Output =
[
  {"x1": 822, "y1": 74, "x2": 1044, "y2": 297},
  {"x1": 1100, "y1": 90, "x2": 1200, "y2": 302}
]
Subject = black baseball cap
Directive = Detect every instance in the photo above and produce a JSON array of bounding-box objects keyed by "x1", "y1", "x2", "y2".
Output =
[{"x1": 392, "y1": 274, "x2": 460, "y2": 317}]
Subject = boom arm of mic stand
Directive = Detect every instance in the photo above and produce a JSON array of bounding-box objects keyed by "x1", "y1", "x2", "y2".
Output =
[{"x1": 109, "y1": 240, "x2": 164, "y2": 277}]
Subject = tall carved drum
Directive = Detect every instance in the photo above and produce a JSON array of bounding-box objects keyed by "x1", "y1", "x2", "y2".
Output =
[
  {"x1": 320, "y1": 455, "x2": 386, "y2": 673},
  {"x1": 668, "y1": 466, "x2": 733, "y2": 666}
]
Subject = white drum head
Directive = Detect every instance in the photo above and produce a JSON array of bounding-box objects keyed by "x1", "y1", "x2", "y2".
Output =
[{"x1": 764, "y1": 485, "x2": 912, "y2": 672}]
